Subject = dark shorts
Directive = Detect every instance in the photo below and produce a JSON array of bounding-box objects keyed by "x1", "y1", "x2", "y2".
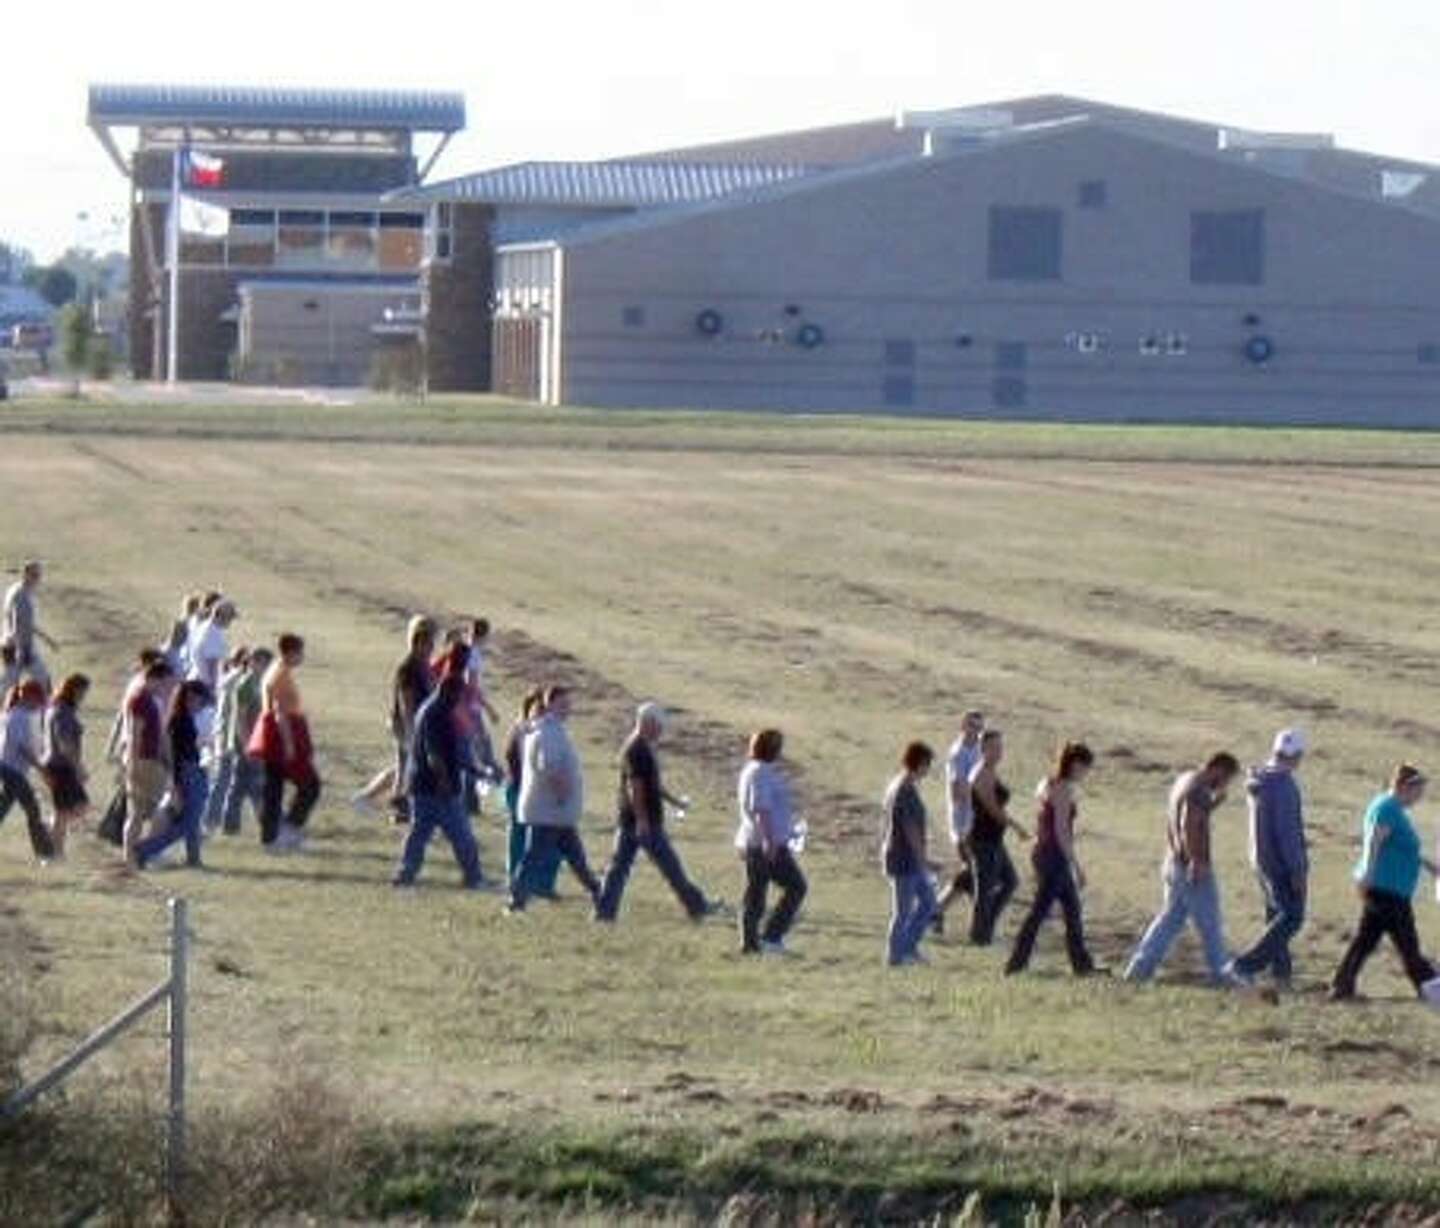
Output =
[{"x1": 45, "y1": 761, "x2": 88, "y2": 811}]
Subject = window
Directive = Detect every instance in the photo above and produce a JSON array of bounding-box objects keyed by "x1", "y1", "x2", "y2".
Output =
[
  {"x1": 326, "y1": 211, "x2": 377, "y2": 270},
  {"x1": 1191, "y1": 209, "x2": 1265, "y2": 285},
  {"x1": 988, "y1": 207, "x2": 1062, "y2": 281},
  {"x1": 226, "y1": 210, "x2": 276, "y2": 267},
  {"x1": 1078, "y1": 180, "x2": 1107, "y2": 209},
  {"x1": 379, "y1": 213, "x2": 424, "y2": 271},
  {"x1": 277, "y1": 209, "x2": 325, "y2": 269},
  {"x1": 427, "y1": 203, "x2": 454, "y2": 263}
]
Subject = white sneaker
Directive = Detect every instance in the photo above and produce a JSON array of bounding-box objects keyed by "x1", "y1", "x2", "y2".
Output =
[
  {"x1": 276, "y1": 824, "x2": 306, "y2": 851},
  {"x1": 350, "y1": 793, "x2": 379, "y2": 819},
  {"x1": 759, "y1": 940, "x2": 790, "y2": 957}
]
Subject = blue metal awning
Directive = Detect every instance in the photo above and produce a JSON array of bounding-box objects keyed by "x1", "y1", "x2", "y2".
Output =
[
  {"x1": 390, "y1": 160, "x2": 818, "y2": 207},
  {"x1": 88, "y1": 84, "x2": 466, "y2": 132}
]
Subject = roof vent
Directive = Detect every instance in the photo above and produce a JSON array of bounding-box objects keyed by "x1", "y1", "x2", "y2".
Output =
[
  {"x1": 1218, "y1": 128, "x2": 1335, "y2": 152},
  {"x1": 1382, "y1": 170, "x2": 1428, "y2": 199}
]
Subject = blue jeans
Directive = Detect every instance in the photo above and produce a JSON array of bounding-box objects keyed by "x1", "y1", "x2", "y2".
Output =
[
  {"x1": 595, "y1": 823, "x2": 708, "y2": 921},
  {"x1": 137, "y1": 763, "x2": 208, "y2": 868},
  {"x1": 506, "y1": 784, "x2": 560, "y2": 894},
  {"x1": 1232, "y1": 872, "x2": 1306, "y2": 981},
  {"x1": 510, "y1": 826, "x2": 599, "y2": 910},
  {"x1": 395, "y1": 792, "x2": 483, "y2": 886},
  {"x1": 221, "y1": 753, "x2": 263, "y2": 834},
  {"x1": 1124, "y1": 858, "x2": 1230, "y2": 982},
  {"x1": 888, "y1": 871, "x2": 937, "y2": 965}
]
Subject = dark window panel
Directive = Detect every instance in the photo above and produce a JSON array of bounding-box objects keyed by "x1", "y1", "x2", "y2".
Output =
[
  {"x1": 1191, "y1": 209, "x2": 1265, "y2": 285},
  {"x1": 988, "y1": 206, "x2": 1063, "y2": 281}
]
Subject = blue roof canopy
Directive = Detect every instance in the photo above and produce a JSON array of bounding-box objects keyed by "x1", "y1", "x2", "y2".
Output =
[
  {"x1": 88, "y1": 84, "x2": 465, "y2": 132},
  {"x1": 391, "y1": 160, "x2": 817, "y2": 207}
]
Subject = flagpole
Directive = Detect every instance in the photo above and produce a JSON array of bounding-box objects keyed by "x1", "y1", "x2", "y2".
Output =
[{"x1": 166, "y1": 140, "x2": 182, "y2": 385}]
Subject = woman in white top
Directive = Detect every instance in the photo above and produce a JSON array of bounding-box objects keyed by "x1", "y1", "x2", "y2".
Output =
[{"x1": 736, "y1": 728, "x2": 807, "y2": 955}]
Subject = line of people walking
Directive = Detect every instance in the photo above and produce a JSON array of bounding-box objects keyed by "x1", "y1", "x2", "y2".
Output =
[{"x1": 4, "y1": 560, "x2": 1439, "y2": 1006}]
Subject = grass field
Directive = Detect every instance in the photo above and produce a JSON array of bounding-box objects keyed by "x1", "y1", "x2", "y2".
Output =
[{"x1": 3, "y1": 392, "x2": 1440, "y2": 1223}]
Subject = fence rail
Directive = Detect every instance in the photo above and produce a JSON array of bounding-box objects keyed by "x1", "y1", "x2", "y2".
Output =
[{"x1": 1, "y1": 897, "x2": 190, "y2": 1212}]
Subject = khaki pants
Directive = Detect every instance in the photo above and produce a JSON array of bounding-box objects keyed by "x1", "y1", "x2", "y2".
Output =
[{"x1": 124, "y1": 759, "x2": 169, "y2": 856}]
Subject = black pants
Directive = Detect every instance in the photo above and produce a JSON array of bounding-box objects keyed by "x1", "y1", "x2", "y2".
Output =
[
  {"x1": 259, "y1": 763, "x2": 321, "y2": 845},
  {"x1": 0, "y1": 765, "x2": 54, "y2": 859},
  {"x1": 1332, "y1": 888, "x2": 1437, "y2": 998},
  {"x1": 1006, "y1": 853, "x2": 1094, "y2": 974},
  {"x1": 970, "y1": 839, "x2": 1018, "y2": 945},
  {"x1": 510, "y1": 826, "x2": 599, "y2": 909},
  {"x1": 741, "y1": 846, "x2": 808, "y2": 951}
]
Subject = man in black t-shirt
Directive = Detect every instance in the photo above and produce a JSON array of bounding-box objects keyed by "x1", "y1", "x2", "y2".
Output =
[{"x1": 594, "y1": 702, "x2": 714, "y2": 922}]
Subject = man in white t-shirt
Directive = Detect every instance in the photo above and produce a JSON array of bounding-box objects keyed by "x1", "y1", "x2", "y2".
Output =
[
  {"x1": 187, "y1": 599, "x2": 236, "y2": 754},
  {"x1": 935, "y1": 709, "x2": 985, "y2": 933}
]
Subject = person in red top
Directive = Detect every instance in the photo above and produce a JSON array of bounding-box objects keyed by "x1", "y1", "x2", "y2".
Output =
[
  {"x1": 122, "y1": 660, "x2": 173, "y2": 867},
  {"x1": 248, "y1": 633, "x2": 320, "y2": 851},
  {"x1": 1005, "y1": 742, "x2": 1100, "y2": 976}
]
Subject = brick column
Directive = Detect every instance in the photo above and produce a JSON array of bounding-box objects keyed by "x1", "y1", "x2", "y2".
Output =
[{"x1": 423, "y1": 203, "x2": 494, "y2": 392}]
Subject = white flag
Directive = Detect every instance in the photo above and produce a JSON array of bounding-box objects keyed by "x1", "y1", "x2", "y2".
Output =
[{"x1": 178, "y1": 195, "x2": 229, "y2": 238}]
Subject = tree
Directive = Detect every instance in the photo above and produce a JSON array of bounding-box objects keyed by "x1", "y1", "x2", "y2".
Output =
[
  {"x1": 0, "y1": 241, "x2": 34, "y2": 285},
  {"x1": 57, "y1": 303, "x2": 92, "y2": 371},
  {"x1": 24, "y1": 265, "x2": 79, "y2": 308}
]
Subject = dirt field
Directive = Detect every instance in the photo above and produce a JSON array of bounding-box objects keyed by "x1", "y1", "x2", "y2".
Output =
[{"x1": 3, "y1": 394, "x2": 1439, "y2": 1221}]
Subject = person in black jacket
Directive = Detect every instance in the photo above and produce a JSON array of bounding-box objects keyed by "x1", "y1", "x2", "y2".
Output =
[
  {"x1": 392, "y1": 668, "x2": 485, "y2": 889},
  {"x1": 136, "y1": 680, "x2": 212, "y2": 870}
]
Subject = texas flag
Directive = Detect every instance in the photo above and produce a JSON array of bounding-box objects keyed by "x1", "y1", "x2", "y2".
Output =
[{"x1": 183, "y1": 149, "x2": 224, "y2": 189}]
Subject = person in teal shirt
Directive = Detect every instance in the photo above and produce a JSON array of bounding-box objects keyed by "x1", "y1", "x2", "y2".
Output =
[{"x1": 1331, "y1": 764, "x2": 1440, "y2": 1001}]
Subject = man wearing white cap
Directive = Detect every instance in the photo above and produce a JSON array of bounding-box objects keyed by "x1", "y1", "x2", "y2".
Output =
[
  {"x1": 594, "y1": 702, "x2": 715, "y2": 923},
  {"x1": 1228, "y1": 728, "x2": 1309, "y2": 988}
]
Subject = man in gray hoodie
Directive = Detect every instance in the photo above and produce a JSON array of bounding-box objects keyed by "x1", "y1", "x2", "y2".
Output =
[{"x1": 1227, "y1": 728, "x2": 1308, "y2": 988}]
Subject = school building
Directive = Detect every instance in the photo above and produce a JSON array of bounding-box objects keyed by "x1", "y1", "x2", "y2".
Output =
[{"x1": 91, "y1": 88, "x2": 1440, "y2": 422}]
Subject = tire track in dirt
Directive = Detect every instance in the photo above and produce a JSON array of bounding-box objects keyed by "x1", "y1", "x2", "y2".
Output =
[
  {"x1": 834, "y1": 579, "x2": 1440, "y2": 744},
  {"x1": 1083, "y1": 584, "x2": 1440, "y2": 682}
]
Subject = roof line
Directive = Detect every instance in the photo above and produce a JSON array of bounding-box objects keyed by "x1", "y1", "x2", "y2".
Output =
[{"x1": 552, "y1": 115, "x2": 1440, "y2": 252}]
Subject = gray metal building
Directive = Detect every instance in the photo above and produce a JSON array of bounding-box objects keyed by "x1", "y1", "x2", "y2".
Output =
[{"x1": 483, "y1": 98, "x2": 1440, "y2": 423}]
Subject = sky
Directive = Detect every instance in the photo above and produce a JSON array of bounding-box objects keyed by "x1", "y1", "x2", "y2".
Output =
[{"x1": 3, "y1": 0, "x2": 1439, "y2": 263}]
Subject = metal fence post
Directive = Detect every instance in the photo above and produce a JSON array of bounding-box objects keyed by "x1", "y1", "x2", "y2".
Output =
[{"x1": 166, "y1": 897, "x2": 189, "y2": 1216}]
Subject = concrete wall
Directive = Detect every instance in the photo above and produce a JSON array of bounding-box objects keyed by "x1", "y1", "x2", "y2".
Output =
[
  {"x1": 238, "y1": 285, "x2": 398, "y2": 385},
  {"x1": 558, "y1": 126, "x2": 1440, "y2": 424}
]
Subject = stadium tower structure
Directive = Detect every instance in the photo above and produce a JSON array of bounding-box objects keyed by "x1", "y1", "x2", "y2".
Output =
[{"x1": 88, "y1": 83, "x2": 465, "y2": 385}]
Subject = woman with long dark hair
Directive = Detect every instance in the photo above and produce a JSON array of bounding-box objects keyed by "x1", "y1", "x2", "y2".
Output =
[
  {"x1": 136, "y1": 679, "x2": 212, "y2": 870},
  {"x1": 1006, "y1": 741, "x2": 1099, "y2": 976},
  {"x1": 883, "y1": 741, "x2": 937, "y2": 967},
  {"x1": 42, "y1": 673, "x2": 91, "y2": 857}
]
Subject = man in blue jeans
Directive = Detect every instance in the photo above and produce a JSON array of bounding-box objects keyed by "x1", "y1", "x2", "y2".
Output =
[
  {"x1": 1227, "y1": 729, "x2": 1308, "y2": 989},
  {"x1": 594, "y1": 702, "x2": 716, "y2": 923},
  {"x1": 1124, "y1": 752, "x2": 1242, "y2": 985},
  {"x1": 392, "y1": 669, "x2": 485, "y2": 889}
]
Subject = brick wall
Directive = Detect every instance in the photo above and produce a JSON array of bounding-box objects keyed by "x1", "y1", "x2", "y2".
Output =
[
  {"x1": 127, "y1": 204, "x2": 166, "y2": 379},
  {"x1": 424, "y1": 203, "x2": 495, "y2": 392},
  {"x1": 132, "y1": 150, "x2": 417, "y2": 193}
]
